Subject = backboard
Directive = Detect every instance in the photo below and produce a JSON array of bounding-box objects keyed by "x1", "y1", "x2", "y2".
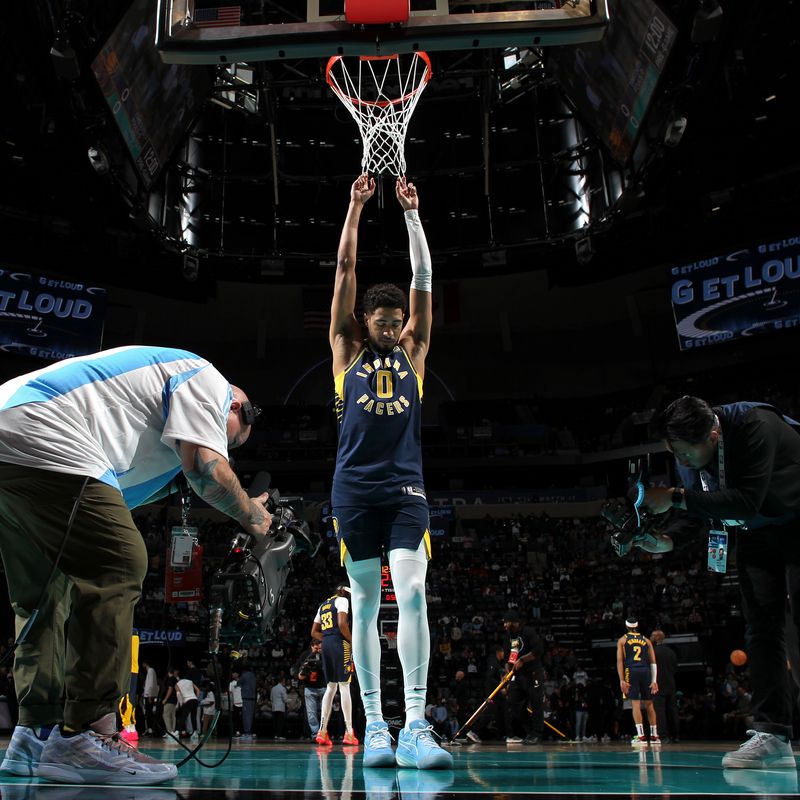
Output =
[{"x1": 156, "y1": 1, "x2": 610, "y2": 65}]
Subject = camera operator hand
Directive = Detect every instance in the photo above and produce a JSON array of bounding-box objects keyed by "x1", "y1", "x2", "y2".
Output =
[
  {"x1": 246, "y1": 492, "x2": 273, "y2": 538},
  {"x1": 644, "y1": 486, "x2": 684, "y2": 515}
]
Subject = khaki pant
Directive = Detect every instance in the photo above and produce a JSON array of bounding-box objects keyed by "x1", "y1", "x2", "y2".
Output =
[
  {"x1": 162, "y1": 701, "x2": 177, "y2": 734},
  {"x1": 0, "y1": 463, "x2": 147, "y2": 729}
]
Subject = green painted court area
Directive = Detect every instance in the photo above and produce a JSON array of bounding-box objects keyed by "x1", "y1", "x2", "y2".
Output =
[{"x1": 1, "y1": 740, "x2": 798, "y2": 799}]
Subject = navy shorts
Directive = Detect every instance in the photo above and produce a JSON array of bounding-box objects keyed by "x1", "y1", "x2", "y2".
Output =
[
  {"x1": 322, "y1": 636, "x2": 353, "y2": 683},
  {"x1": 625, "y1": 667, "x2": 652, "y2": 701},
  {"x1": 332, "y1": 499, "x2": 430, "y2": 563}
]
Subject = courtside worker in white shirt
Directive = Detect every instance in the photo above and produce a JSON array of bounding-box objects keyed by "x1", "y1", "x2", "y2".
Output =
[{"x1": 0, "y1": 345, "x2": 271, "y2": 785}]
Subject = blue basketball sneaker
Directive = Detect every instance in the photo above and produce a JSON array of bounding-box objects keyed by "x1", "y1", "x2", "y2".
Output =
[
  {"x1": 396, "y1": 720, "x2": 454, "y2": 769},
  {"x1": 363, "y1": 721, "x2": 395, "y2": 768}
]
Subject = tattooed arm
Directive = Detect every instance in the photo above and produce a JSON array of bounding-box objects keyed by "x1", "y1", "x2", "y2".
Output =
[{"x1": 180, "y1": 442, "x2": 272, "y2": 537}]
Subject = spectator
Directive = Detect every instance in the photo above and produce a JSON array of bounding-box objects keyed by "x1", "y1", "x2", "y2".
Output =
[
  {"x1": 574, "y1": 684, "x2": 590, "y2": 742},
  {"x1": 430, "y1": 698, "x2": 449, "y2": 739},
  {"x1": 270, "y1": 678, "x2": 288, "y2": 740},
  {"x1": 238, "y1": 664, "x2": 257, "y2": 741},
  {"x1": 161, "y1": 669, "x2": 178, "y2": 739},
  {"x1": 140, "y1": 661, "x2": 159, "y2": 736},
  {"x1": 573, "y1": 666, "x2": 589, "y2": 687},
  {"x1": 184, "y1": 658, "x2": 204, "y2": 736},
  {"x1": 229, "y1": 671, "x2": 243, "y2": 738},
  {"x1": 174, "y1": 669, "x2": 200, "y2": 741},
  {"x1": 200, "y1": 682, "x2": 216, "y2": 736}
]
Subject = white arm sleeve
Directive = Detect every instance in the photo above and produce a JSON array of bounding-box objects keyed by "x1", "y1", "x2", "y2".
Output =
[
  {"x1": 405, "y1": 209, "x2": 432, "y2": 293},
  {"x1": 650, "y1": 663, "x2": 658, "y2": 682}
]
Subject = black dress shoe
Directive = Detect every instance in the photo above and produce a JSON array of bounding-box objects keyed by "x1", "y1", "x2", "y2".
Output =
[{"x1": 523, "y1": 736, "x2": 540, "y2": 745}]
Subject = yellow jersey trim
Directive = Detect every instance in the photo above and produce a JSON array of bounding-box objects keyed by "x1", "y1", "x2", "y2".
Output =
[
  {"x1": 399, "y1": 344, "x2": 424, "y2": 401},
  {"x1": 334, "y1": 348, "x2": 366, "y2": 411}
]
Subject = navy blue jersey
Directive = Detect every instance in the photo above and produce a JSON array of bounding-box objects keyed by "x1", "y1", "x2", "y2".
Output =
[
  {"x1": 332, "y1": 345, "x2": 424, "y2": 505},
  {"x1": 317, "y1": 596, "x2": 344, "y2": 639},
  {"x1": 623, "y1": 632, "x2": 650, "y2": 670},
  {"x1": 317, "y1": 595, "x2": 353, "y2": 682}
]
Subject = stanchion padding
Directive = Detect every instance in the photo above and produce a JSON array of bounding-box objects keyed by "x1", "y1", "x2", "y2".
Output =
[{"x1": 345, "y1": 0, "x2": 410, "y2": 25}]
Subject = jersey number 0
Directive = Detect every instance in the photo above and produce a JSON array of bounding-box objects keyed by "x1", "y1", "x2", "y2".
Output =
[{"x1": 376, "y1": 370, "x2": 393, "y2": 399}]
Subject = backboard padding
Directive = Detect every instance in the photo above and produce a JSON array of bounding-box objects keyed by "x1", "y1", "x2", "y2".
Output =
[{"x1": 156, "y1": 1, "x2": 609, "y2": 65}]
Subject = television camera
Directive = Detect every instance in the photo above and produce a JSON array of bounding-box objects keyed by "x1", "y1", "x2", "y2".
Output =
[
  {"x1": 600, "y1": 456, "x2": 673, "y2": 557},
  {"x1": 297, "y1": 646, "x2": 323, "y2": 682},
  {"x1": 208, "y1": 473, "x2": 320, "y2": 651}
]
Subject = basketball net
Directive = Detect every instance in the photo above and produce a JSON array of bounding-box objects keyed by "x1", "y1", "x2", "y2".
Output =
[{"x1": 326, "y1": 52, "x2": 432, "y2": 177}]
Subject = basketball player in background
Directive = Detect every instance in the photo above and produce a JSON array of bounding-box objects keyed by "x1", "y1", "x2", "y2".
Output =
[
  {"x1": 328, "y1": 175, "x2": 452, "y2": 770},
  {"x1": 617, "y1": 618, "x2": 659, "y2": 746},
  {"x1": 312, "y1": 584, "x2": 358, "y2": 746}
]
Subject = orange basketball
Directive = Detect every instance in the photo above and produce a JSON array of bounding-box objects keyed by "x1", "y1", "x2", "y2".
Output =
[{"x1": 730, "y1": 649, "x2": 747, "y2": 666}]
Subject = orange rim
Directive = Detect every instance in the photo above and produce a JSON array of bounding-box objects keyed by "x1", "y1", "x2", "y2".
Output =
[{"x1": 325, "y1": 51, "x2": 432, "y2": 108}]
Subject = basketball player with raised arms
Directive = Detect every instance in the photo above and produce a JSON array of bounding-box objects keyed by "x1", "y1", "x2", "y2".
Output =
[{"x1": 329, "y1": 174, "x2": 452, "y2": 770}]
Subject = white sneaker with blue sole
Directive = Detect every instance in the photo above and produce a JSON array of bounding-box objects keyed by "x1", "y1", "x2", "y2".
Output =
[
  {"x1": 363, "y1": 721, "x2": 395, "y2": 768},
  {"x1": 396, "y1": 720, "x2": 454, "y2": 769}
]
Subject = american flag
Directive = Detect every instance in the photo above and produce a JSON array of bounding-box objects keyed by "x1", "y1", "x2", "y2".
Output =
[
  {"x1": 303, "y1": 288, "x2": 332, "y2": 332},
  {"x1": 194, "y1": 6, "x2": 241, "y2": 28},
  {"x1": 302, "y1": 288, "x2": 365, "y2": 332}
]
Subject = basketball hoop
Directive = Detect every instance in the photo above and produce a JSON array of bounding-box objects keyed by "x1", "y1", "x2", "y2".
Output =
[{"x1": 326, "y1": 51, "x2": 432, "y2": 177}]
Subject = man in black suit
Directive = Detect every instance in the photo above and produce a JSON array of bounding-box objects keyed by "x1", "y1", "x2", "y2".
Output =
[{"x1": 650, "y1": 630, "x2": 679, "y2": 742}]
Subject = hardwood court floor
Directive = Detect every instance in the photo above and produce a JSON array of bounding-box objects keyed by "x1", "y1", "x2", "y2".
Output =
[{"x1": 0, "y1": 738, "x2": 798, "y2": 799}]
